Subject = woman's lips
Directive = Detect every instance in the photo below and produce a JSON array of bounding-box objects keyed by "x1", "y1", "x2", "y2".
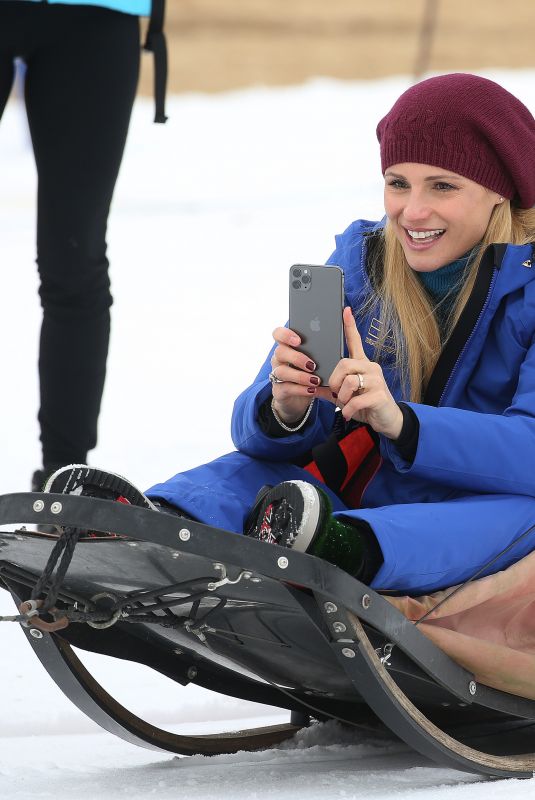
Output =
[{"x1": 403, "y1": 227, "x2": 445, "y2": 250}]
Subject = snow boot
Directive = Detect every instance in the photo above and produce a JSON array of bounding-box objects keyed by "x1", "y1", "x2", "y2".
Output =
[
  {"x1": 245, "y1": 479, "x2": 369, "y2": 578},
  {"x1": 43, "y1": 464, "x2": 157, "y2": 510}
]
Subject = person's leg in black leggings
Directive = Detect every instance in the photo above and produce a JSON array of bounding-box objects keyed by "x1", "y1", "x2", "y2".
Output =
[
  {"x1": 24, "y1": 6, "x2": 140, "y2": 474},
  {"x1": 0, "y1": 53, "x2": 14, "y2": 122}
]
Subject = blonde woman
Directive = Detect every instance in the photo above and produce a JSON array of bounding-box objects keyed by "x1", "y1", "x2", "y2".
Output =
[{"x1": 49, "y1": 73, "x2": 535, "y2": 595}]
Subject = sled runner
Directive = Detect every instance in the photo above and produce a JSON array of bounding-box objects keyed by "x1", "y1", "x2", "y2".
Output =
[{"x1": 1, "y1": 491, "x2": 535, "y2": 778}]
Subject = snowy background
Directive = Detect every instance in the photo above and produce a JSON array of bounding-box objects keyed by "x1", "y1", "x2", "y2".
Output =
[{"x1": 1, "y1": 69, "x2": 535, "y2": 797}]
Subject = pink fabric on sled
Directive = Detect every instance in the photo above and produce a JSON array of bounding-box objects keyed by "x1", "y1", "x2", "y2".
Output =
[{"x1": 385, "y1": 550, "x2": 535, "y2": 700}]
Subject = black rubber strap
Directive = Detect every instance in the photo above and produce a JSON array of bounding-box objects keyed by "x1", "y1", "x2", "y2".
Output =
[
  {"x1": 423, "y1": 244, "x2": 505, "y2": 407},
  {"x1": 308, "y1": 432, "x2": 350, "y2": 492},
  {"x1": 143, "y1": 0, "x2": 168, "y2": 123}
]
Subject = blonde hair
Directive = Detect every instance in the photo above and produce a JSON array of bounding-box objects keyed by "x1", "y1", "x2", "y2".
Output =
[{"x1": 369, "y1": 202, "x2": 535, "y2": 402}]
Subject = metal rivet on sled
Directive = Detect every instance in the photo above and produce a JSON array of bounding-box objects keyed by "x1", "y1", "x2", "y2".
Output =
[
  {"x1": 469, "y1": 681, "x2": 477, "y2": 696},
  {"x1": 33, "y1": 500, "x2": 44, "y2": 513},
  {"x1": 361, "y1": 593, "x2": 371, "y2": 609},
  {"x1": 50, "y1": 502, "x2": 62, "y2": 514},
  {"x1": 341, "y1": 647, "x2": 356, "y2": 659},
  {"x1": 178, "y1": 528, "x2": 191, "y2": 542},
  {"x1": 187, "y1": 666, "x2": 198, "y2": 680},
  {"x1": 324, "y1": 602, "x2": 338, "y2": 614},
  {"x1": 333, "y1": 622, "x2": 347, "y2": 634},
  {"x1": 29, "y1": 628, "x2": 43, "y2": 639},
  {"x1": 277, "y1": 556, "x2": 289, "y2": 569}
]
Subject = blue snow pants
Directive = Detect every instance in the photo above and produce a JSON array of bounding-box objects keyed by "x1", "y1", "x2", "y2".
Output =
[{"x1": 146, "y1": 451, "x2": 535, "y2": 595}]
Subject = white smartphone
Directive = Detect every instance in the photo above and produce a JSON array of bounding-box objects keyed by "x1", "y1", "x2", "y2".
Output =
[{"x1": 289, "y1": 264, "x2": 344, "y2": 385}]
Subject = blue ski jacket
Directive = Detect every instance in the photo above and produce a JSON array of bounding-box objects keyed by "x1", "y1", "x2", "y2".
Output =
[
  {"x1": 233, "y1": 219, "x2": 535, "y2": 497},
  {"x1": 148, "y1": 219, "x2": 535, "y2": 594}
]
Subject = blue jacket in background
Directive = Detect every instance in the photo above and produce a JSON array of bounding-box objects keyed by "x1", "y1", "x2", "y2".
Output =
[
  {"x1": 148, "y1": 219, "x2": 535, "y2": 594},
  {"x1": 18, "y1": 1, "x2": 151, "y2": 15}
]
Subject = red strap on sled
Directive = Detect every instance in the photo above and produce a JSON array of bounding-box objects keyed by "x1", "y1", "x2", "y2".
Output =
[{"x1": 303, "y1": 424, "x2": 382, "y2": 508}]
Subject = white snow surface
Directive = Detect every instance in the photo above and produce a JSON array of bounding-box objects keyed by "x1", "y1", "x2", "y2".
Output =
[{"x1": 1, "y1": 70, "x2": 535, "y2": 797}]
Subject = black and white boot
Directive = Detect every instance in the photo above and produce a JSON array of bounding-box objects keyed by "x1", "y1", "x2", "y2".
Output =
[
  {"x1": 245, "y1": 480, "x2": 329, "y2": 552},
  {"x1": 43, "y1": 464, "x2": 157, "y2": 511}
]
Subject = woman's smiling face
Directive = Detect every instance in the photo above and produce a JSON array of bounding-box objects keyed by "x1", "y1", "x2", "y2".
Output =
[{"x1": 383, "y1": 163, "x2": 503, "y2": 271}]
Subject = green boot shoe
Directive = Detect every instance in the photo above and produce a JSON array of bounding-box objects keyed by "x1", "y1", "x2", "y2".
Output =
[{"x1": 245, "y1": 479, "x2": 366, "y2": 578}]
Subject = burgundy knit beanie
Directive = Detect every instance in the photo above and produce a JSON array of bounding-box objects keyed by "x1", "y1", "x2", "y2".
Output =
[{"x1": 376, "y1": 73, "x2": 535, "y2": 208}]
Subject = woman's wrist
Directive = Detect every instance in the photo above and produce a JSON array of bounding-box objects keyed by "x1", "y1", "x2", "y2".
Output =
[
  {"x1": 384, "y1": 404, "x2": 404, "y2": 440},
  {"x1": 271, "y1": 397, "x2": 315, "y2": 433},
  {"x1": 271, "y1": 398, "x2": 311, "y2": 426}
]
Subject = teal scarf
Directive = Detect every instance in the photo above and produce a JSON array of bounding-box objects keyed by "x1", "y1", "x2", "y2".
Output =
[{"x1": 418, "y1": 248, "x2": 478, "y2": 332}]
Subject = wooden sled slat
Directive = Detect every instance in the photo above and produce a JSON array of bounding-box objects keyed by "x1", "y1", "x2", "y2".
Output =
[
  {"x1": 327, "y1": 607, "x2": 535, "y2": 778},
  {"x1": 12, "y1": 598, "x2": 299, "y2": 755}
]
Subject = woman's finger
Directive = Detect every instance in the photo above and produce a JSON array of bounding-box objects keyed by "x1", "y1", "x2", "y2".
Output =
[
  {"x1": 272, "y1": 343, "x2": 317, "y2": 374},
  {"x1": 328, "y1": 356, "x2": 369, "y2": 394},
  {"x1": 271, "y1": 362, "x2": 321, "y2": 389},
  {"x1": 272, "y1": 326, "x2": 301, "y2": 347},
  {"x1": 343, "y1": 306, "x2": 366, "y2": 361},
  {"x1": 336, "y1": 371, "x2": 372, "y2": 406}
]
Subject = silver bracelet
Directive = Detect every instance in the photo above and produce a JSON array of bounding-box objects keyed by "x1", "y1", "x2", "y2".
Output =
[{"x1": 271, "y1": 397, "x2": 315, "y2": 432}]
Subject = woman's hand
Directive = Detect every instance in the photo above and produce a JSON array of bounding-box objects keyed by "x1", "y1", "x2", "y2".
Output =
[
  {"x1": 329, "y1": 307, "x2": 403, "y2": 439},
  {"x1": 269, "y1": 326, "x2": 334, "y2": 424}
]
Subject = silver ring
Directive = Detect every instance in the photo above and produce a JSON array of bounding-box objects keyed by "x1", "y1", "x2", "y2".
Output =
[
  {"x1": 356, "y1": 372, "x2": 365, "y2": 391},
  {"x1": 269, "y1": 370, "x2": 284, "y2": 385}
]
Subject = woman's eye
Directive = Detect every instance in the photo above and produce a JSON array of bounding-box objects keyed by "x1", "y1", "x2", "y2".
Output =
[
  {"x1": 434, "y1": 182, "x2": 456, "y2": 191},
  {"x1": 387, "y1": 179, "x2": 408, "y2": 189}
]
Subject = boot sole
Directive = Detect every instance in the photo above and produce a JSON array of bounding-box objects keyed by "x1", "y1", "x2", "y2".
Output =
[
  {"x1": 254, "y1": 480, "x2": 323, "y2": 552},
  {"x1": 43, "y1": 464, "x2": 157, "y2": 511}
]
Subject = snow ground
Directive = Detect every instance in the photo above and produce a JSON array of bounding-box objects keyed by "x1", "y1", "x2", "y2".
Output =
[{"x1": 1, "y1": 70, "x2": 535, "y2": 797}]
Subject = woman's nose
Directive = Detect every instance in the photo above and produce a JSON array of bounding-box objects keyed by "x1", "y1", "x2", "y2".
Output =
[{"x1": 402, "y1": 191, "x2": 432, "y2": 223}]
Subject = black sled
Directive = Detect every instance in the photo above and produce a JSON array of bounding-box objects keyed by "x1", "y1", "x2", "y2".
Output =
[{"x1": 1, "y1": 491, "x2": 535, "y2": 779}]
